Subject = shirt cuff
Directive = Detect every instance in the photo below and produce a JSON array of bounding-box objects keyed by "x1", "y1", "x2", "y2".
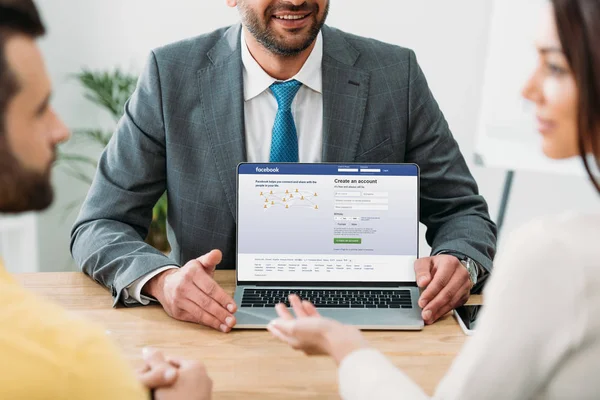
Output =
[
  {"x1": 121, "y1": 266, "x2": 179, "y2": 306},
  {"x1": 338, "y1": 348, "x2": 428, "y2": 400}
]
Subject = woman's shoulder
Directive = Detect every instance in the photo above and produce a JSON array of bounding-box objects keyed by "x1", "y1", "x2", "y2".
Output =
[
  {"x1": 482, "y1": 212, "x2": 599, "y2": 310},
  {"x1": 518, "y1": 209, "x2": 594, "y2": 230},
  {"x1": 497, "y1": 212, "x2": 600, "y2": 274},
  {"x1": 508, "y1": 211, "x2": 598, "y2": 246}
]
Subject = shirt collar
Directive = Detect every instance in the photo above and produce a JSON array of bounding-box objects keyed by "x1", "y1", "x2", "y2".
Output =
[{"x1": 241, "y1": 29, "x2": 323, "y2": 102}]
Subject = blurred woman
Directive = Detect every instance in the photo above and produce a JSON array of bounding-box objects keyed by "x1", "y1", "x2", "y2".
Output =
[{"x1": 267, "y1": 0, "x2": 600, "y2": 398}]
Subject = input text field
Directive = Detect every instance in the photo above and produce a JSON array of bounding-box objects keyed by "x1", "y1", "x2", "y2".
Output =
[
  {"x1": 362, "y1": 192, "x2": 389, "y2": 197},
  {"x1": 334, "y1": 191, "x2": 362, "y2": 197},
  {"x1": 334, "y1": 198, "x2": 389, "y2": 204},
  {"x1": 334, "y1": 205, "x2": 389, "y2": 211}
]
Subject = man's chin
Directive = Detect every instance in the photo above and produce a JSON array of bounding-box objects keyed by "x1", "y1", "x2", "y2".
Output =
[
  {"x1": 264, "y1": 33, "x2": 318, "y2": 56},
  {"x1": 0, "y1": 175, "x2": 54, "y2": 214},
  {"x1": 276, "y1": 41, "x2": 314, "y2": 55},
  {"x1": 28, "y1": 188, "x2": 54, "y2": 212},
  {"x1": 0, "y1": 145, "x2": 56, "y2": 213},
  {"x1": 0, "y1": 191, "x2": 53, "y2": 214}
]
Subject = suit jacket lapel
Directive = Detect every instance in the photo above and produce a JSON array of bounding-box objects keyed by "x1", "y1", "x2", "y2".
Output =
[
  {"x1": 197, "y1": 25, "x2": 370, "y2": 219},
  {"x1": 198, "y1": 24, "x2": 246, "y2": 221},
  {"x1": 321, "y1": 25, "x2": 370, "y2": 162}
]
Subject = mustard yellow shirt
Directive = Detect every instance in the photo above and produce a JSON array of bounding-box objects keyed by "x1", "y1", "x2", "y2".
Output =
[{"x1": 0, "y1": 261, "x2": 148, "y2": 399}]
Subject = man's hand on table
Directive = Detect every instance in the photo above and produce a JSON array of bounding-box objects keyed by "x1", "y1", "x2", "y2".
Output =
[
  {"x1": 138, "y1": 348, "x2": 213, "y2": 400},
  {"x1": 142, "y1": 250, "x2": 237, "y2": 332},
  {"x1": 414, "y1": 255, "x2": 473, "y2": 325}
]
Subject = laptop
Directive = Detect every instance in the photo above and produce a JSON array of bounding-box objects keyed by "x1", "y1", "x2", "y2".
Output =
[{"x1": 233, "y1": 163, "x2": 423, "y2": 330}]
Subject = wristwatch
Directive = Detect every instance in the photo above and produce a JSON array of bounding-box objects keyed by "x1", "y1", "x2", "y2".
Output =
[
  {"x1": 458, "y1": 257, "x2": 478, "y2": 286},
  {"x1": 438, "y1": 251, "x2": 478, "y2": 286}
]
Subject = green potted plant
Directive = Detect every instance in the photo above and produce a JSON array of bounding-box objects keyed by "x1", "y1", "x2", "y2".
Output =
[{"x1": 59, "y1": 69, "x2": 170, "y2": 252}]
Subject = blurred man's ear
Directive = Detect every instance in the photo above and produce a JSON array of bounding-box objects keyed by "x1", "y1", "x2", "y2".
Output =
[{"x1": 226, "y1": 0, "x2": 238, "y2": 8}]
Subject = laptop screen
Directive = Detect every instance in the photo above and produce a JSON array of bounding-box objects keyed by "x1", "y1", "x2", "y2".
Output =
[{"x1": 236, "y1": 163, "x2": 419, "y2": 285}]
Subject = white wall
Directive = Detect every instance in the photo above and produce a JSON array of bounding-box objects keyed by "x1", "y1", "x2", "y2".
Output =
[
  {"x1": 32, "y1": 0, "x2": 599, "y2": 272},
  {"x1": 0, "y1": 214, "x2": 39, "y2": 273}
]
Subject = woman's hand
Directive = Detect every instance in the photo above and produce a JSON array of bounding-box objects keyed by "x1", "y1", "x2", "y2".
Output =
[{"x1": 267, "y1": 294, "x2": 369, "y2": 365}]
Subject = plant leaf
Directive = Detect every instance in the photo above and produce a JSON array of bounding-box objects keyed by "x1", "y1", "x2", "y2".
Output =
[
  {"x1": 56, "y1": 152, "x2": 98, "y2": 168},
  {"x1": 61, "y1": 197, "x2": 85, "y2": 221},
  {"x1": 60, "y1": 164, "x2": 94, "y2": 186}
]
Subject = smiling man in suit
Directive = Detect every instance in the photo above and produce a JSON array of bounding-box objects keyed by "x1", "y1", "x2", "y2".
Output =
[{"x1": 71, "y1": 0, "x2": 497, "y2": 331}]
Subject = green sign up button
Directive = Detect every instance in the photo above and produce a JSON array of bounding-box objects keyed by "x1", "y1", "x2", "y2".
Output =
[{"x1": 334, "y1": 238, "x2": 362, "y2": 244}]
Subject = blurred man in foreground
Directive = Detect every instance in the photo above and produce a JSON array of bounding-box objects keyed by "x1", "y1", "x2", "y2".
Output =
[{"x1": 0, "y1": 1, "x2": 211, "y2": 398}]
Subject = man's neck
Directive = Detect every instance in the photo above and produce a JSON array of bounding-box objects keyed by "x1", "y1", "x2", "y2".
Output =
[{"x1": 243, "y1": 27, "x2": 317, "y2": 81}]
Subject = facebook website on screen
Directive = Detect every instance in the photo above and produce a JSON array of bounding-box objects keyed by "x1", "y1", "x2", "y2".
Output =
[{"x1": 237, "y1": 164, "x2": 418, "y2": 283}]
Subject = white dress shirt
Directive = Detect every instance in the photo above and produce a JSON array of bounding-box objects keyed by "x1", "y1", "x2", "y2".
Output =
[
  {"x1": 338, "y1": 212, "x2": 600, "y2": 399},
  {"x1": 242, "y1": 30, "x2": 323, "y2": 162},
  {"x1": 123, "y1": 30, "x2": 324, "y2": 305}
]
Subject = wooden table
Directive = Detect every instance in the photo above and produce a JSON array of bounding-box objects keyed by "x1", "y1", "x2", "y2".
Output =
[{"x1": 16, "y1": 271, "x2": 480, "y2": 399}]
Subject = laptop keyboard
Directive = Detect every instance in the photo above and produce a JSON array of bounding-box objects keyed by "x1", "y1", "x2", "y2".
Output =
[{"x1": 241, "y1": 289, "x2": 413, "y2": 309}]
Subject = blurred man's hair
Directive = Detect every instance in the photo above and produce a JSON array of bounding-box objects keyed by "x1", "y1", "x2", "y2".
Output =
[{"x1": 0, "y1": 0, "x2": 46, "y2": 136}]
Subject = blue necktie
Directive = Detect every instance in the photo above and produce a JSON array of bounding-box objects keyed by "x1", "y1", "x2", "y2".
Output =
[{"x1": 269, "y1": 80, "x2": 303, "y2": 162}]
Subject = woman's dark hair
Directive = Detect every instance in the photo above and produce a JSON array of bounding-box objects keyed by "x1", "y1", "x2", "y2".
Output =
[
  {"x1": 0, "y1": 0, "x2": 46, "y2": 137},
  {"x1": 552, "y1": 0, "x2": 600, "y2": 193}
]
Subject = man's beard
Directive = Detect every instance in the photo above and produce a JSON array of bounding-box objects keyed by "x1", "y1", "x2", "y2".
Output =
[
  {"x1": 240, "y1": 1, "x2": 329, "y2": 57},
  {"x1": 0, "y1": 137, "x2": 54, "y2": 213}
]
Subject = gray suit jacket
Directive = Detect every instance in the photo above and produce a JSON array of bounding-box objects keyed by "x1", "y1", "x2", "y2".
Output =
[{"x1": 71, "y1": 24, "x2": 497, "y2": 305}]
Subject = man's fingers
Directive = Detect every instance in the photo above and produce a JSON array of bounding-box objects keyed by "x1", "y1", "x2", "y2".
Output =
[
  {"x1": 165, "y1": 357, "x2": 182, "y2": 368},
  {"x1": 196, "y1": 249, "x2": 223, "y2": 276},
  {"x1": 425, "y1": 303, "x2": 454, "y2": 325},
  {"x1": 289, "y1": 295, "x2": 308, "y2": 318},
  {"x1": 192, "y1": 267, "x2": 237, "y2": 313},
  {"x1": 302, "y1": 300, "x2": 320, "y2": 317},
  {"x1": 425, "y1": 280, "x2": 471, "y2": 324},
  {"x1": 195, "y1": 309, "x2": 231, "y2": 333},
  {"x1": 138, "y1": 349, "x2": 177, "y2": 389},
  {"x1": 419, "y1": 264, "x2": 453, "y2": 308},
  {"x1": 429, "y1": 290, "x2": 468, "y2": 325},
  {"x1": 456, "y1": 288, "x2": 471, "y2": 309},
  {"x1": 137, "y1": 363, "x2": 178, "y2": 389},
  {"x1": 186, "y1": 287, "x2": 236, "y2": 328},
  {"x1": 422, "y1": 268, "x2": 468, "y2": 320},
  {"x1": 414, "y1": 258, "x2": 433, "y2": 288},
  {"x1": 138, "y1": 364, "x2": 151, "y2": 374},
  {"x1": 176, "y1": 299, "x2": 230, "y2": 333},
  {"x1": 137, "y1": 368, "x2": 177, "y2": 390},
  {"x1": 275, "y1": 303, "x2": 295, "y2": 320},
  {"x1": 142, "y1": 347, "x2": 166, "y2": 364}
]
